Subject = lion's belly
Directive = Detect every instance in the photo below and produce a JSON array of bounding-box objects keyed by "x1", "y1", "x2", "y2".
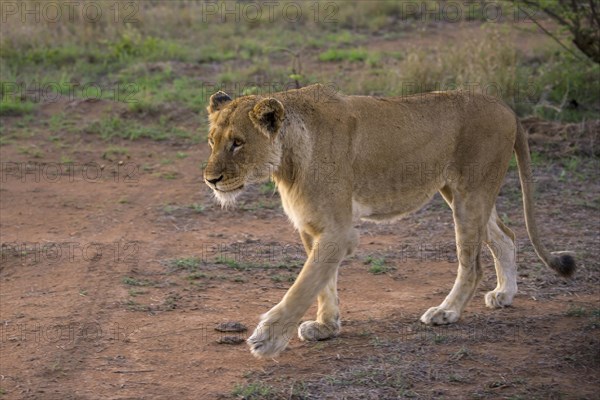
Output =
[{"x1": 352, "y1": 187, "x2": 438, "y2": 222}]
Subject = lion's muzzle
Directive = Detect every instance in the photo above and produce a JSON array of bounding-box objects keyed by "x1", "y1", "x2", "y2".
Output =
[{"x1": 205, "y1": 175, "x2": 223, "y2": 187}]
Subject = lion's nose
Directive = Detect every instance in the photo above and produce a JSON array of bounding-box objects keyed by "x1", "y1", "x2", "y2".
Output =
[{"x1": 206, "y1": 175, "x2": 224, "y2": 185}]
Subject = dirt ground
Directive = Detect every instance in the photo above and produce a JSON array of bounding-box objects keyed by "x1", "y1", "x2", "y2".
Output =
[
  {"x1": 1, "y1": 15, "x2": 600, "y2": 398},
  {"x1": 0, "y1": 90, "x2": 598, "y2": 400}
]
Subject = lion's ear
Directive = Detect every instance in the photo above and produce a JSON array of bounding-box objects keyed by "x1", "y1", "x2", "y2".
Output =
[
  {"x1": 208, "y1": 91, "x2": 232, "y2": 114},
  {"x1": 249, "y1": 98, "x2": 285, "y2": 139}
]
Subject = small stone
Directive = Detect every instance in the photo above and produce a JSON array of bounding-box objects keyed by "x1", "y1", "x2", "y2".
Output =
[
  {"x1": 215, "y1": 321, "x2": 247, "y2": 333},
  {"x1": 217, "y1": 336, "x2": 245, "y2": 345}
]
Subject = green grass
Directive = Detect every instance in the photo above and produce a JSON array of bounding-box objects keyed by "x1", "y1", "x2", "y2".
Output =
[
  {"x1": 2, "y1": 33, "x2": 188, "y2": 73},
  {"x1": 559, "y1": 156, "x2": 587, "y2": 182},
  {"x1": 102, "y1": 146, "x2": 129, "y2": 159},
  {"x1": 128, "y1": 288, "x2": 147, "y2": 297},
  {"x1": 168, "y1": 257, "x2": 202, "y2": 272},
  {"x1": 116, "y1": 68, "x2": 213, "y2": 115},
  {"x1": 187, "y1": 272, "x2": 208, "y2": 280},
  {"x1": 565, "y1": 306, "x2": 588, "y2": 317},
  {"x1": 562, "y1": 156, "x2": 581, "y2": 172},
  {"x1": 433, "y1": 334, "x2": 448, "y2": 344},
  {"x1": 108, "y1": 33, "x2": 189, "y2": 62},
  {"x1": 125, "y1": 299, "x2": 150, "y2": 312},
  {"x1": 306, "y1": 30, "x2": 363, "y2": 51},
  {"x1": 259, "y1": 180, "x2": 277, "y2": 194},
  {"x1": 162, "y1": 293, "x2": 180, "y2": 310},
  {"x1": 563, "y1": 304, "x2": 599, "y2": 325},
  {"x1": 78, "y1": 114, "x2": 192, "y2": 142},
  {"x1": 215, "y1": 256, "x2": 238, "y2": 267},
  {"x1": 531, "y1": 52, "x2": 600, "y2": 122},
  {"x1": 215, "y1": 255, "x2": 273, "y2": 271},
  {"x1": 48, "y1": 113, "x2": 74, "y2": 132},
  {"x1": 122, "y1": 276, "x2": 154, "y2": 287},
  {"x1": 60, "y1": 155, "x2": 74, "y2": 164},
  {"x1": 0, "y1": 99, "x2": 35, "y2": 116},
  {"x1": 17, "y1": 145, "x2": 43, "y2": 158},
  {"x1": 0, "y1": 135, "x2": 12, "y2": 146},
  {"x1": 161, "y1": 202, "x2": 205, "y2": 214},
  {"x1": 232, "y1": 383, "x2": 274, "y2": 398},
  {"x1": 163, "y1": 204, "x2": 178, "y2": 214},
  {"x1": 160, "y1": 171, "x2": 179, "y2": 180},
  {"x1": 85, "y1": 117, "x2": 169, "y2": 141},
  {"x1": 215, "y1": 256, "x2": 244, "y2": 270},
  {"x1": 450, "y1": 347, "x2": 471, "y2": 362},
  {"x1": 270, "y1": 273, "x2": 297, "y2": 283},
  {"x1": 319, "y1": 48, "x2": 369, "y2": 62},
  {"x1": 365, "y1": 256, "x2": 391, "y2": 275},
  {"x1": 0, "y1": 2, "x2": 594, "y2": 125},
  {"x1": 189, "y1": 203, "x2": 204, "y2": 213}
]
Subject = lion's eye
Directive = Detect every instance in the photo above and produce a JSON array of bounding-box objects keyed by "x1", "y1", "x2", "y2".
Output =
[{"x1": 231, "y1": 138, "x2": 243, "y2": 151}]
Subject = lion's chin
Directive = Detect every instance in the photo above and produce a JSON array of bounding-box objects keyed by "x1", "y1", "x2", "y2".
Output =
[{"x1": 213, "y1": 186, "x2": 244, "y2": 208}]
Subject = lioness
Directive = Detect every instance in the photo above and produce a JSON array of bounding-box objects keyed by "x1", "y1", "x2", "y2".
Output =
[{"x1": 203, "y1": 84, "x2": 575, "y2": 359}]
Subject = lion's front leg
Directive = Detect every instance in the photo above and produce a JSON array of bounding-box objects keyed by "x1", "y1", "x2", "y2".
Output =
[
  {"x1": 246, "y1": 304, "x2": 300, "y2": 359},
  {"x1": 247, "y1": 234, "x2": 348, "y2": 358}
]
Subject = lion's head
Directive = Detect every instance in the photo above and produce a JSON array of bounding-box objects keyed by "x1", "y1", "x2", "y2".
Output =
[{"x1": 203, "y1": 91, "x2": 285, "y2": 206}]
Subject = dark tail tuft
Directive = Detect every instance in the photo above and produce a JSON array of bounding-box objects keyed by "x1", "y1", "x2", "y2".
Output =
[{"x1": 549, "y1": 252, "x2": 576, "y2": 278}]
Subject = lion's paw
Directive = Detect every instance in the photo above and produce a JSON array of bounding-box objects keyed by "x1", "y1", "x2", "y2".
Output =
[
  {"x1": 420, "y1": 307, "x2": 459, "y2": 325},
  {"x1": 485, "y1": 290, "x2": 515, "y2": 308},
  {"x1": 247, "y1": 319, "x2": 296, "y2": 359},
  {"x1": 298, "y1": 320, "x2": 340, "y2": 342}
]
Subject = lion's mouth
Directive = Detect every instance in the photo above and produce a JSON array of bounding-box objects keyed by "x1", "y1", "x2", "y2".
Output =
[
  {"x1": 204, "y1": 177, "x2": 245, "y2": 193},
  {"x1": 211, "y1": 184, "x2": 244, "y2": 208},
  {"x1": 214, "y1": 184, "x2": 244, "y2": 193}
]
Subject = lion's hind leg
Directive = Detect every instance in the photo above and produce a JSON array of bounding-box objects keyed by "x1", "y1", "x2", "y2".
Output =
[
  {"x1": 298, "y1": 273, "x2": 341, "y2": 341},
  {"x1": 421, "y1": 189, "x2": 492, "y2": 325},
  {"x1": 484, "y1": 207, "x2": 518, "y2": 308}
]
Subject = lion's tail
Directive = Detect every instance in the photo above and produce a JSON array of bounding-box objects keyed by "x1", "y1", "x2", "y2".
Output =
[{"x1": 514, "y1": 118, "x2": 576, "y2": 277}]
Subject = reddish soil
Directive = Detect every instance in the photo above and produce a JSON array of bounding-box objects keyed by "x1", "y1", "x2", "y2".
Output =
[{"x1": 1, "y1": 98, "x2": 599, "y2": 399}]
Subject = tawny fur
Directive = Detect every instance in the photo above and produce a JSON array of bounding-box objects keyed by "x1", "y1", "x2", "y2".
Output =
[{"x1": 203, "y1": 84, "x2": 576, "y2": 359}]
